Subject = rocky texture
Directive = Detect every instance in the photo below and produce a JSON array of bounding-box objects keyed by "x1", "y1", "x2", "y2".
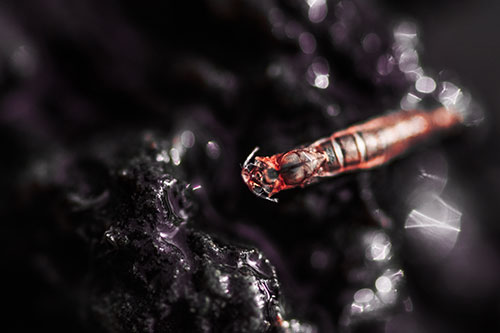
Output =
[{"x1": 11, "y1": 134, "x2": 316, "y2": 332}]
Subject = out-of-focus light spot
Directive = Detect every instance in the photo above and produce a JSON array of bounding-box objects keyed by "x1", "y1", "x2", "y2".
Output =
[
  {"x1": 354, "y1": 288, "x2": 374, "y2": 303},
  {"x1": 180, "y1": 130, "x2": 195, "y2": 148},
  {"x1": 365, "y1": 232, "x2": 392, "y2": 262},
  {"x1": 438, "y1": 81, "x2": 485, "y2": 126},
  {"x1": 392, "y1": 21, "x2": 424, "y2": 82},
  {"x1": 346, "y1": 268, "x2": 406, "y2": 325},
  {"x1": 403, "y1": 298, "x2": 413, "y2": 312},
  {"x1": 282, "y1": 319, "x2": 314, "y2": 332},
  {"x1": 266, "y1": 63, "x2": 282, "y2": 78},
  {"x1": 307, "y1": 58, "x2": 331, "y2": 89},
  {"x1": 394, "y1": 21, "x2": 418, "y2": 47},
  {"x1": 268, "y1": 8, "x2": 284, "y2": 26},
  {"x1": 375, "y1": 269, "x2": 403, "y2": 306},
  {"x1": 326, "y1": 104, "x2": 340, "y2": 117},
  {"x1": 398, "y1": 49, "x2": 419, "y2": 73},
  {"x1": 170, "y1": 148, "x2": 181, "y2": 165},
  {"x1": 268, "y1": 8, "x2": 286, "y2": 38},
  {"x1": 181, "y1": 130, "x2": 195, "y2": 148},
  {"x1": 418, "y1": 171, "x2": 447, "y2": 187},
  {"x1": 156, "y1": 150, "x2": 170, "y2": 163},
  {"x1": 405, "y1": 193, "x2": 462, "y2": 256},
  {"x1": 310, "y1": 57, "x2": 329, "y2": 74},
  {"x1": 307, "y1": 0, "x2": 328, "y2": 23},
  {"x1": 335, "y1": 1, "x2": 357, "y2": 21},
  {"x1": 351, "y1": 288, "x2": 381, "y2": 315},
  {"x1": 405, "y1": 67, "x2": 424, "y2": 82},
  {"x1": 10, "y1": 45, "x2": 36, "y2": 77},
  {"x1": 299, "y1": 32, "x2": 317, "y2": 54},
  {"x1": 0, "y1": 13, "x2": 38, "y2": 78},
  {"x1": 375, "y1": 276, "x2": 392, "y2": 293},
  {"x1": 406, "y1": 208, "x2": 461, "y2": 233},
  {"x1": 406, "y1": 197, "x2": 461, "y2": 232},
  {"x1": 206, "y1": 140, "x2": 221, "y2": 159},
  {"x1": 310, "y1": 250, "x2": 328, "y2": 269},
  {"x1": 461, "y1": 100, "x2": 484, "y2": 126},
  {"x1": 400, "y1": 92, "x2": 422, "y2": 110},
  {"x1": 192, "y1": 185, "x2": 202, "y2": 191},
  {"x1": 167, "y1": 130, "x2": 197, "y2": 166},
  {"x1": 338, "y1": 188, "x2": 352, "y2": 202},
  {"x1": 412, "y1": 152, "x2": 449, "y2": 198},
  {"x1": 281, "y1": 318, "x2": 290, "y2": 329},
  {"x1": 362, "y1": 33, "x2": 381, "y2": 53},
  {"x1": 329, "y1": 22, "x2": 347, "y2": 45},
  {"x1": 376, "y1": 54, "x2": 395, "y2": 76},
  {"x1": 376, "y1": 269, "x2": 405, "y2": 305},
  {"x1": 285, "y1": 21, "x2": 302, "y2": 39},
  {"x1": 439, "y1": 81, "x2": 464, "y2": 108},
  {"x1": 314, "y1": 74, "x2": 329, "y2": 89},
  {"x1": 415, "y1": 76, "x2": 436, "y2": 94}
]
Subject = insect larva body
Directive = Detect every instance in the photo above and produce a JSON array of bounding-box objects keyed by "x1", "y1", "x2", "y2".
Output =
[{"x1": 241, "y1": 107, "x2": 462, "y2": 202}]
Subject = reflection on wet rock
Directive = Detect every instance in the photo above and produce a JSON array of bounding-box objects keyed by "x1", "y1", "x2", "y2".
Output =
[{"x1": 17, "y1": 133, "x2": 313, "y2": 332}]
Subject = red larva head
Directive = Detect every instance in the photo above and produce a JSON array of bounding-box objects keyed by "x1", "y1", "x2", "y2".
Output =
[{"x1": 241, "y1": 147, "x2": 281, "y2": 202}]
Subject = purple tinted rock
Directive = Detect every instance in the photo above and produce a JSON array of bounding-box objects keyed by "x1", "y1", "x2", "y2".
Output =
[{"x1": 14, "y1": 133, "x2": 312, "y2": 332}]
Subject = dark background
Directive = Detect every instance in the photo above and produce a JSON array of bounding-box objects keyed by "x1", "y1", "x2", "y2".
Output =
[{"x1": 2, "y1": 1, "x2": 500, "y2": 332}]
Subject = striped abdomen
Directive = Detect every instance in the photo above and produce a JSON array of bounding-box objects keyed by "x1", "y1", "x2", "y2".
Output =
[
  {"x1": 243, "y1": 107, "x2": 462, "y2": 200},
  {"x1": 313, "y1": 107, "x2": 462, "y2": 177}
]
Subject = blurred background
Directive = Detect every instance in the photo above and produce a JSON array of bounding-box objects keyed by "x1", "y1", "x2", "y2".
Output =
[{"x1": 1, "y1": 1, "x2": 499, "y2": 332}]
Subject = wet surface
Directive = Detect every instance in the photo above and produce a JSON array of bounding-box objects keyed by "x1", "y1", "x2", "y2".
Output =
[{"x1": 2, "y1": 0, "x2": 500, "y2": 332}]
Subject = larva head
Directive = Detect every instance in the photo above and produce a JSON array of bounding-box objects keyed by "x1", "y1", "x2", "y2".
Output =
[{"x1": 241, "y1": 147, "x2": 281, "y2": 202}]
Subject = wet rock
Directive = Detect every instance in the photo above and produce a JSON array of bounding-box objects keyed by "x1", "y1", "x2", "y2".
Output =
[{"x1": 14, "y1": 133, "x2": 313, "y2": 332}]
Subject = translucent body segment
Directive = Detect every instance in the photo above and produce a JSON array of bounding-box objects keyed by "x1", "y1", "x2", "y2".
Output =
[
  {"x1": 337, "y1": 135, "x2": 361, "y2": 166},
  {"x1": 359, "y1": 131, "x2": 384, "y2": 160}
]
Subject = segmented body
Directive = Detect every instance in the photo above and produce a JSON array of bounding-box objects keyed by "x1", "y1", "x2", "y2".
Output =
[{"x1": 241, "y1": 107, "x2": 462, "y2": 201}]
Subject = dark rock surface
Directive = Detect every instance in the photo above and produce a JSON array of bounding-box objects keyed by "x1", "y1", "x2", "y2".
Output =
[{"x1": 9, "y1": 133, "x2": 311, "y2": 332}]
